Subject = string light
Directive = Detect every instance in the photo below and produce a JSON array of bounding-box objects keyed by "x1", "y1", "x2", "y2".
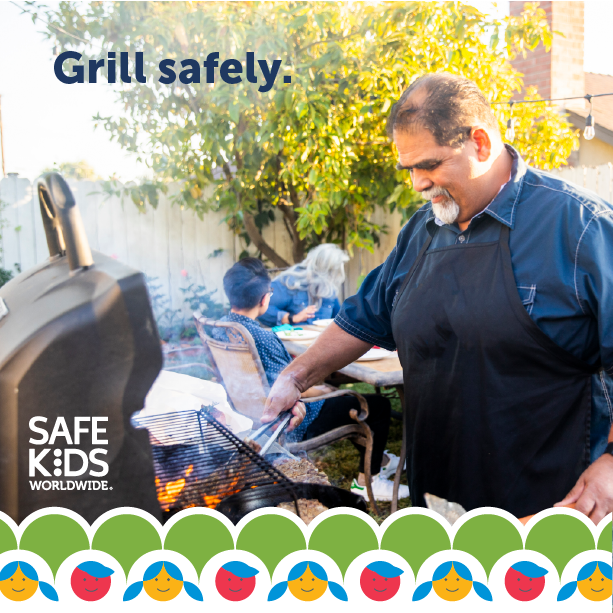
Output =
[
  {"x1": 583, "y1": 95, "x2": 595, "y2": 141},
  {"x1": 493, "y1": 93, "x2": 613, "y2": 142},
  {"x1": 505, "y1": 102, "x2": 515, "y2": 141}
]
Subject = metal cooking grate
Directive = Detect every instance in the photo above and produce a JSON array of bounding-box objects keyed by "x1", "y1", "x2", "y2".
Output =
[{"x1": 133, "y1": 406, "x2": 299, "y2": 517}]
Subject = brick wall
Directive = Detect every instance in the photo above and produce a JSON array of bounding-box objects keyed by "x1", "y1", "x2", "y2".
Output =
[{"x1": 509, "y1": 1, "x2": 584, "y2": 105}]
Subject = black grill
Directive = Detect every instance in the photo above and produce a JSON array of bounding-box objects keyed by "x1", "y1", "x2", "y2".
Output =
[{"x1": 133, "y1": 406, "x2": 300, "y2": 520}]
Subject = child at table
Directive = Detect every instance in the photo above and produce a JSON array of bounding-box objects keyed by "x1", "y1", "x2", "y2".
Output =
[{"x1": 212, "y1": 258, "x2": 408, "y2": 502}]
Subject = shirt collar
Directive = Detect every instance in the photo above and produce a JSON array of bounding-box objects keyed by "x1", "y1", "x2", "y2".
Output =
[
  {"x1": 228, "y1": 311, "x2": 260, "y2": 327},
  {"x1": 426, "y1": 144, "x2": 526, "y2": 233}
]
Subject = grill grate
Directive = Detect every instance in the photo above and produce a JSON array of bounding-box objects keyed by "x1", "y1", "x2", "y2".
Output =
[{"x1": 133, "y1": 406, "x2": 299, "y2": 518}]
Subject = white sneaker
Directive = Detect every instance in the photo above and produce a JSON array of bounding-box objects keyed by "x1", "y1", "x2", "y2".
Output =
[
  {"x1": 350, "y1": 475, "x2": 410, "y2": 502},
  {"x1": 379, "y1": 451, "x2": 405, "y2": 480}
]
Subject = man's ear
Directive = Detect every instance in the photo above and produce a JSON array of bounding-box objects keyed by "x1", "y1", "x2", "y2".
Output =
[{"x1": 471, "y1": 127, "x2": 492, "y2": 161}]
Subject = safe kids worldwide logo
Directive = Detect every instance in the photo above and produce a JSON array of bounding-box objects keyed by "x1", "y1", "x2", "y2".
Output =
[{"x1": 28, "y1": 417, "x2": 110, "y2": 492}]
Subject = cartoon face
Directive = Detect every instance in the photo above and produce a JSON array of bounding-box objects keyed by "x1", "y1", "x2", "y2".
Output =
[
  {"x1": 432, "y1": 565, "x2": 472, "y2": 601},
  {"x1": 216, "y1": 566, "x2": 256, "y2": 601},
  {"x1": 71, "y1": 566, "x2": 112, "y2": 601},
  {"x1": 360, "y1": 566, "x2": 401, "y2": 601},
  {"x1": 577, "y1": 565, "x2": 613, "y2": 602},
  {"x1": 505, "y1": 565, "x2": 546, "y2": 601},
  {"x1": 288, "y1": 565, "x2": 328, "y2": 601},
  {"x1": 0, "y1": 565, "x2": 39, "y2": 602},
  {"x1": 143, "y1": 565, "x2": 183, "y2": 602}
]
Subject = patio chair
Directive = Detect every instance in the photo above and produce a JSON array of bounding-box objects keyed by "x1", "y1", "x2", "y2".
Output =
[{"x1": 194, "y1": 313, "x2": 379, "y2": 513}]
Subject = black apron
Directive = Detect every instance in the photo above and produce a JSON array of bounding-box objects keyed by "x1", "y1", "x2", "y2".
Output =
[{"x1": 390, "y1": 224, "x2": 597, "y2": 518}]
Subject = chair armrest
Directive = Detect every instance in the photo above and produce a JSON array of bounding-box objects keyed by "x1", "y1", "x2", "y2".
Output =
[{"x1": 301, "y1": 389, "x2": 369, "y2": 423}]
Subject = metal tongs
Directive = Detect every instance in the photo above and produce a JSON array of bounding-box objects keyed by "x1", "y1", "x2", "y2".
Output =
[{"x1": 249, "y1": 412, "x2": 292, "y2": 456}]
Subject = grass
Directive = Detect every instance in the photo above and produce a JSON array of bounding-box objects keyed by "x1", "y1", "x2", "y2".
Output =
[{"x1": 308, "y1": 382, "x2": 412, "y2": 524}]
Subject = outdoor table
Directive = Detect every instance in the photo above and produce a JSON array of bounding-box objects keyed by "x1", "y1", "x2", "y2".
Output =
[{"x1": 279, "y1": 326, "x2": 407, "y2": 513}]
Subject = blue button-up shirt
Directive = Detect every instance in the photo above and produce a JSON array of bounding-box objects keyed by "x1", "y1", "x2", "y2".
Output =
[
  {"x1": 212, "y1": 311, "x2": 324, "y2": 441},
  {"x1": 258, "y1": 277, "x2": 341, "y2": 328},
  {"x1": 336, "y1": 146, "x2": 613, "y2": 461}
]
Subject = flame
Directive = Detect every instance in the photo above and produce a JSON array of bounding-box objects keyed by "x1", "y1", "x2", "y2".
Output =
[
  {"x1": 156, "y1": 477, "x2": 186, "y2": 506},
  {"x1": 203, "y1": 474, "x2": 241, "y2": 509},
  {"x1": 185, "y1": 464, "x2": 194, "y2": 477}
]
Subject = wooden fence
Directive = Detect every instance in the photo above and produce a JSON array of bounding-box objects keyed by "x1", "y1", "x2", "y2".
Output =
[
  {"x1": 0, "y1": 176, "x2": 403, "y2": 317},
  {"x1": 1, "y1": 163, "x2": 611, "y2": 319}
]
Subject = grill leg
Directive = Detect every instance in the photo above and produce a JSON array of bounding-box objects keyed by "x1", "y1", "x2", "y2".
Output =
[
  {"x1": 362, "y1": 424, "x2": 379, "y2": 516},
  {"x1": 391, "y1": 385, "x2": 406, "y2": 514}
]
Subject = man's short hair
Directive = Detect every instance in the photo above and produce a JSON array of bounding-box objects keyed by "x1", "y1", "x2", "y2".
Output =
[
  {"x1": 223, "y1": 257, "x2": 271, "y2": 310},
  {"x1": 386, "y1": 73, "x2": 499, "y2": 148}
]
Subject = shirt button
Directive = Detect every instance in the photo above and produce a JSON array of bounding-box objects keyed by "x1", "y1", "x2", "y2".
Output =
[{"x1": 458, "y1": 235, "x2": 466, "y2": 243}]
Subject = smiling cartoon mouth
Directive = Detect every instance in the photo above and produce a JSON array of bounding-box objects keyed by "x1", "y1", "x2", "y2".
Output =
[
  {"x1": 228, "y1": 588, "x2": 242, "y2": 592},
  {"x1": 518, "y1": 588, "x2": 532, "y2": 592},
  {"x1": 446, "y1": 588, "x2": 459, "y2": 592},
  {"x1": 301, "y1": 588, "x2": 314, "y2": 592},
  {"x1": 373, "y1": 588, "x2": 387, "y2": 592},
  {"x1": 591, "y1": 588, "x2": 604, "y2": 592},
  {"x1": 84, "y1": 588, "x2": 98, "y2": 592},
  {"x1": 12, "y1": 588, "x2": 25, "y2": 592},
  {"x1": 157, "y1": 588, "x2": 170, "y2": 592}
]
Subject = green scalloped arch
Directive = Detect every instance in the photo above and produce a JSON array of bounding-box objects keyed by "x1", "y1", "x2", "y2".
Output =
[
  {"x1": 20, "y1": 515, "x2": 89, "y2": 578},
  {"x1": 453, "y1": 514, "x2": 523, "y2": 578},
  {"x1": 309, "y1": 514, "x2": 378, "y2": 578},
  {"x1": 0, "y1": 519, "x2": 17, "y2": 555},
  {"x1": 165, "y1": 514, "x2": 234, "y2": 576},
  {"x1": 92, "y1": 514, "x2": 161, "y2": 578},
  {"x1": 597, "y1": 521, "x2": 612, "y2": 553},
  {"x1": 381, "y1": 514, "x2": 451, "y2": 577},
  {"x1": 525, "y1": 515, "x2": 595, "y2": 578},
  {"x1": 236, "y1": 515, "x2": 306, "y2": 578}
]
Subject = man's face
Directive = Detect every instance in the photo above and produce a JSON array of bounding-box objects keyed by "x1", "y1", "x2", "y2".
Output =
[{"x1": 394, "y1": 127, "x2": 478, "y2": 224}]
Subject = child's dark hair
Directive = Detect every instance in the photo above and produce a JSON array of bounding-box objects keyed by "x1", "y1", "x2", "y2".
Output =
[{"x1": 223, "y1": 257, "x2": 271, "y2": 309}]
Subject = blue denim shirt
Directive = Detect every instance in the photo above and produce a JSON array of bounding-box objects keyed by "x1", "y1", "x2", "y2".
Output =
[
  {"x1": 258, "y1": 277, "x2": 341, "y2": 328},
  {"x1": 212, "y1": 312, "x2": 324, "y2": 442},
  {"x1": 336, "y1": 146, "x2": 613, "y2": 461}
]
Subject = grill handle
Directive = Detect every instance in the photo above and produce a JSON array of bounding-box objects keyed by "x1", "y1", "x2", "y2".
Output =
[{"x1": 37, "y1": 173, "x2": 93, "y2": 271}]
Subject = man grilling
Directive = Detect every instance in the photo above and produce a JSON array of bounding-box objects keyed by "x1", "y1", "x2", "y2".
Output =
[{"x1": 262, "y1": 73, "x2": 613, "y2": 523}]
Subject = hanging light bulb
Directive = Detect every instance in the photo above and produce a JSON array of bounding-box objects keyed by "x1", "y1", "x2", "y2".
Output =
[
  {"x1": 505, "y1": 102, "x2": 515, "y2": 141},
  {"x1": 584, "y1": 95, "x2": 595, "y2": 140}
]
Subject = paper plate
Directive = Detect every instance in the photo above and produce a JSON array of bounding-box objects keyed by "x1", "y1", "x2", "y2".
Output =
[
  {"x1": 275, "y1": 329, "x2": 320, "y2": 341},
  {"x1": 356, "y1": 348, "x2": 398, "y2": 361},
  {"x1": 312, "y1": 319, "x2": 335, "y2": 328}
]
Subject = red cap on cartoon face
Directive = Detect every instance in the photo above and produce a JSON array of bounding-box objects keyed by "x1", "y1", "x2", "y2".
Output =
[
  {"x1": 505, "y1": 562, "x2": 547, "y2": 602},
  {"x1": 360, "y1": 562, "x2": 403, "y2": 601},
  {"x1": 71, "y1": 562, "x2": 114, "y2": 602},
  {"x1": 215, "y1": 562, "x2": 258, "y2": 602}
]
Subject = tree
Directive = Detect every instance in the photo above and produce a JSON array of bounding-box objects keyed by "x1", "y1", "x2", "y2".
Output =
[
  {"x1": 41, "y1": 160, "x2": 101, "y2": 180},
  {"x1": 28, "y1": 1, "x2": 578, "y2": 265}
]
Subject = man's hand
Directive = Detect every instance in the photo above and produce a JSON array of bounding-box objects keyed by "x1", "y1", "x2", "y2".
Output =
[
  {"x1": 262, "y1": 372, "x2": 304, "y2": 431},
  {"x1": 555, "y1": 454, "x2": 613, "y2": 524}
]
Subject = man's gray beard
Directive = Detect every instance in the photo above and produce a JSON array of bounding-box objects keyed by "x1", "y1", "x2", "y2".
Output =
[{"x1": 423, "y1": 186, "x2": 460, "y2": 225}]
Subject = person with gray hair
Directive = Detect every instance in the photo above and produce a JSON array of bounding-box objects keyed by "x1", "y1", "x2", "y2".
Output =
[
  {"x1": 258, "y1": 243, "x2": 349, "y2": 328},
  {"x1": 263, "y1": 72, "x2": 613, "y2": 522}
]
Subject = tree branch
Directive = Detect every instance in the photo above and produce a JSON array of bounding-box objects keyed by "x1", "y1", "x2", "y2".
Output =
[{"x1": 243, "y1": 211, "x2": 290, "y2": 268}]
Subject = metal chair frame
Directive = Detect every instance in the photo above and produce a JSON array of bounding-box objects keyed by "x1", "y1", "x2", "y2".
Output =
[{"x1": 194, "y1": 313, "x2": 378, "y2": 513}]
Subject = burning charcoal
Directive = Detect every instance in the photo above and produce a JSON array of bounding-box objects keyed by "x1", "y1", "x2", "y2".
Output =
[{"x1": 277, "y1": 499, "x2": 329, "y2": 525}]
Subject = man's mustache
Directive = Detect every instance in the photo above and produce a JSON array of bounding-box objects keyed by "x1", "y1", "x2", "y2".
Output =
[{"x1": 422, "y1": 186, "x2": 453, "y2": 201}]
